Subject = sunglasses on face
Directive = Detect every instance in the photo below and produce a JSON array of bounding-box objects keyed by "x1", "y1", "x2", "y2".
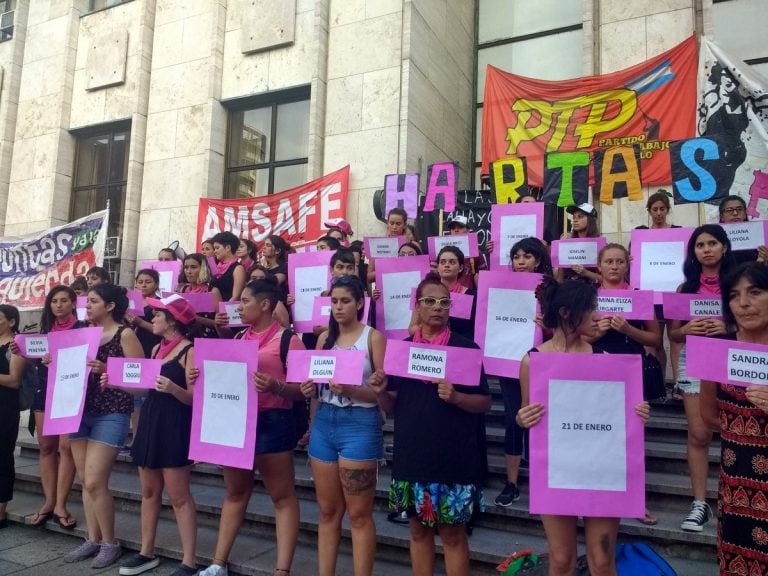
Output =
[{"x1": 417, "y1": 297, "x2": 452, "y2": 309}]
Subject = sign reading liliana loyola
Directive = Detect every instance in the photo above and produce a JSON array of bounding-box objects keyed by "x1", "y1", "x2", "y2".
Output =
[{"x1": 197, "y1": 166, "x2": 349, "y2": 250}]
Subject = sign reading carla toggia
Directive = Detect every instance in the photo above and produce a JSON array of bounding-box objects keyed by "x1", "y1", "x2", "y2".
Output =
[{"x1": 0, "y1": 210, "x2": 108, "y2": 310}]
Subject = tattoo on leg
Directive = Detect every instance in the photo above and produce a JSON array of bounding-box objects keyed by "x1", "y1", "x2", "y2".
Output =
[{"x1": 340, "y1": 468, "x2": 376, "y2": 496}]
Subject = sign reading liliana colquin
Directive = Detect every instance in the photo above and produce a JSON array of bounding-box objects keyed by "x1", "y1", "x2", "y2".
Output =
[{"x1": 0, "y1": 210, "x2": 108, "y2": 310}]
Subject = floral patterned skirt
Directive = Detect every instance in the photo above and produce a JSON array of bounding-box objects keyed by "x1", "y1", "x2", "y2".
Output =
[{"x1": 389, "y1": 478, "x2": 484, "y2": 527}]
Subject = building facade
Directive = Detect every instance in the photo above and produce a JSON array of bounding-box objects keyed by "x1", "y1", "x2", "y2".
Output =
[{"x1": 0, "y1": 0, "x2": 765, "y2": 283}]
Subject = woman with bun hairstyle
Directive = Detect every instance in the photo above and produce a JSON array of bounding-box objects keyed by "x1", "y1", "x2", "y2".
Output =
[
  {"x1": 63, "y1": 284, "x2": 145, "y2": 568},
  {"x1": 669, "y1": 224, "x2": 735, "y2": 532},
  {"x1": 516, "y1": 279, "x2": 650, "y2": 576},
  {"x1": 26, "y1": 286, "x2": 86, "y2": 530},
  {"x1": 117, "y1": 295, "x2": 199, "y2": 576}
]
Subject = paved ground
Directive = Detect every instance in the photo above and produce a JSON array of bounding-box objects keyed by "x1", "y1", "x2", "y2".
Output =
[{"x1": 0, "y1": 523, "x2": 182, "y2": 575}]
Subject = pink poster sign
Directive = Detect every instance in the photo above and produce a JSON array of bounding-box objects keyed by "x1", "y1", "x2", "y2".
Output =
[
  {"x1": 427, "y1": 233, "x2": 480, "y2": 259},
  {"x1": 720, "y1": 220, "x2": 768, "y2": 251},
  {"x1": 383, "y1": 339, "x2": 483, "y2": 386},
  {"x1": 364, "y1": 236, "x2": 405, "y2": 259},
  {"x1": 528, "y1": 352, "x2": 645, "y2": 518},
  {"x1": 76, "y1": 296, "x2": 87, "y2": 322},
  {"x1": 551, "y1": 237, "x2": 607, "y2": 268},
  {"x1": 630, "y1": 227, "x2": 693, "y2": 303},
  {"x1": 219, "y1": 301, "x2": 246, "y2": 328},
  {"x1": 375, "y1": 255, "x2": 430, "y2": 339},
  {"x1": 14, "y1": 333, "x2": 49, "y2": 359},
  {"x1": 127, "y1": 289, "x2": 144, "y2": 315},
  {"x1": 43, "y1": 327, "x2": 103, "y2": 436},
  {"x1": 285, "y1": 349, "x2": 366, "y2": 385},
  {"x1": 140, "y1": 260, "x2": 182, "y2": 294},
  {"x1": 106, "y1": 357, "x2": 163, "y2": 390},
  {"x1": 189, "y1": 338, "x2": 259, "y2": 469},
  {"x1": 490, "y1": 203, "x2": 544, "y2": 269},
  {"x1": 312, "y1": 296, "x2": 371, "y2": 325},
  {"x1": 686, "y1": 335, "x2": 768, "y2": 387},
  {"x1": 596, "y1": 289, "x2": 655, "y2": 320},
  {"x1": 288, "y1": 251, "x2": 333, "y2": 333},
  {"x1": 475, "y1": 271, "x2": 543, "y2": 378},
  {"x1": 207, "y1": 257, "x2": 217, "y2": 273},
  {"x1": 384, "y1": 173, "x2": 419, "y2": 220},
  {"x1": 662, "y1": 293, "x2": 722, "y2": 320}
]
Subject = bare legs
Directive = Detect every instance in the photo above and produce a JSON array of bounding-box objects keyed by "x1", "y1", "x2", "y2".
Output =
[
  {"x1": 682, "y1": 394, "x2": 713, "y2": 501},
  {"x1": 542, "y1": 515, "x2": 620, "y2": 576},
  {"x1": 32, "y1": 412, "x2": 75, "y2": 521},
  {"x1": 409, "y1": 520, "x2": 470, "y2": 576},
  {"x1": 69, "y1": 440, "x2": 120, "y2": 543}
]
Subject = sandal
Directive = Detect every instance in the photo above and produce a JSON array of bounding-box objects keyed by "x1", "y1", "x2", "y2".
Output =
[
  {"x1": 640, "y1": 510, "x2": 658, "y2": 526},
  {"x1": 53, "y1": 513, "x2": 77, "y2": 529},
  {"x1": 28, "y1": 510, "x2": 54, "y2": 527}
]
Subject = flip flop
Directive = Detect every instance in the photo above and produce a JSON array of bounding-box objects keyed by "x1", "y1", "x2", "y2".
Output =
[
  {"x1": 640, "y1": 511, "x2": 658, "y2": 526},
  {"x1": 53, "y1": 513, "x2": 77, "y2": 529},
  {"x1": 28, "y1": 510, "x2": 54, "y2": 527}
]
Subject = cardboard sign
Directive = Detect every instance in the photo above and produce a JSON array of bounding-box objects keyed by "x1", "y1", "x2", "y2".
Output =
[
  {"x1": 662, "y1": 293, "x2": 722, "y2": 320},
  {"x1": 219, "y1": 301, "x2": 247, "y2": 328},
  {"x1": 285, "y1": 349, "x2": 366, "y2": 385},
  {"x1": 14, "y1": 334, "x2": 49, "y2": 359},
  {"x1": 189, "y1": 338, "x2": 259, "y2": 469},
  {"x1": 596, "y1": 289, "x2": 655, "y2": 320},
  {"x1": 427, "y1": 233, "x2": 480, "y2": 258},
  {"x1": 106, "y1": 357, "x2": 163, "y2": 389},
  {"x1": 551, "y1": 237, "x2": 607, "y2": 268},
  {"x1": 475, "y1": 271, "x2": 543, "y2": 377},
  {"x1": 140, "y1": 260, "x2": 182, "y2": 294},
  {"x1": 288, "y1": 250, "x2": 334, "y2": 333},
  {"x1": 529, "y1": 352, "x2": 645, "y2": 518},
  {"x1": 364, "y1": 236, "x2": 405, "y2": 259},
  {"x1": 720, "y1": 220, "x2": 768, "y2": 251},
  {"x1": 490, "y1": 203, "x2": 545, "y2": 269},
  {"x1": 375, "y1": 255, "x2": 430, "y2": 339},
  {"x1": 686, "y1": 335, "x2": 768, "y2": 387},
  {"x1": 630, "y1": 227, "x2": 693, "y2": 302},
  {"x1": 383, "y1": 339, "x2": 483, "y2": 386}
]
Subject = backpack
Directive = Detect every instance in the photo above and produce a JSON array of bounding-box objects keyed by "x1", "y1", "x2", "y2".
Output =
[
  {"x1": 615, "y1": 543, "x2": 677, "y2": 576},
  {"x1": 279, "y1": 329, "x2": 309, "y2": 444}
]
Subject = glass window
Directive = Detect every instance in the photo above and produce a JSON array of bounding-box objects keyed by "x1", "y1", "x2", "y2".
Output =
[
  {"x1": 479, "y1": 0, "x2": 582, "y2": 44},
  {"x1": 0, "y1": 0, "x2": 14, "y2": 42},
  {"x1": 72, "y1": 125, "x2": 130, "y2": 280},
  {"x1": 89, "y1": 0, "x2": 131, "y2": 12},
  {"x1": 225, "y1": 89, "x2": 310, "y2": 198},
  {"x1": 713, "y1": 0, "x2": 768, "y2": 63}
]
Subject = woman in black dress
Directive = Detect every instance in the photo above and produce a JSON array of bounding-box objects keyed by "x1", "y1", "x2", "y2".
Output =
[
  {"x1": 0, "y1": 304, "x2": 24, "y2": 528},
  {"x1": 118, "y1": 295, "x2": 198, "y2": 576}
]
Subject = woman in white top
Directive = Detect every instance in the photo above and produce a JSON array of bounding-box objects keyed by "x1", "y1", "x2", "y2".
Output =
[{"x1": 300, "y1": 275, "x2": 386, "y2": 576}]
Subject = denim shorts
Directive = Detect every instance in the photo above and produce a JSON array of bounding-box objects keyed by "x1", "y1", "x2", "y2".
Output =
[
  {"x1": 676, "y1": 345, "x2": 700, "y2": 395},
  {"x1": 309, "y1": 403, "x2": 383, "y2": 463},
  {"x1": 255, "y1": 409, "x2": 296, "y2": 456},
  {"x1": 70, "y1": 412, "x2": 130, "y2": 448}
]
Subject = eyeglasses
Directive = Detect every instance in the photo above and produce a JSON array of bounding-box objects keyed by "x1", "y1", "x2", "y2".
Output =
[
  {"x1": 417, "y1": 297, "x2": 452, "y2": 309},
  {"x1": 722, "y1": 207, "x2": 745, "y2": 215}
]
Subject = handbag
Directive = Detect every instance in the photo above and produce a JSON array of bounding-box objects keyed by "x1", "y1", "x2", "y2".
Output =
[{"x1": 642, "y1": 352, "x2": 666, "y2": 401}]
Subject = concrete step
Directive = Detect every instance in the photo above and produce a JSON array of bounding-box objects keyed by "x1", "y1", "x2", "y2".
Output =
[
  {"x1": 12, "y1": 451, "x2": 718, "y2": 560},
  {"x1": 3, "y1": 491, "x2": 423, "y2": 575}
]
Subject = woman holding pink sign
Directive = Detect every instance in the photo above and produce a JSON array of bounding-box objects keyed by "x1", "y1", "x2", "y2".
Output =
[
  {"x1": 198, "y1": 279, "x2": 305, "y2": 576},
  {"x1": 556, "y1": 203, "x2": 602, "y2": 284},
  {"x1": 179, "y1": 253, "x2": 222, "y2": 338},
  {"x1": 372, "y1": 273, "x2": 490, "y2": 576},
  {"x1": 701, "y1": 263, "x2": 768, "y2": 575},
  {"x1": 495, "y1": 238, "x2": 552, "y2": 508},
  {"x1": 516, "y1": 279, "x2": 650, "y2": 576},
  {"x1": 118, "y1": 295, "x2": 199, "y2": 576},
  {"x1": 65, "y1": 284, "x2": 145, "y2": 568},
  {"x1": 26, "y1": 286, "x2": 86, "y2": 530},
  {"x1": 210, "y1": 231, "x2": 247, "y2": 302},
  {"x1": 669, "y1": 224, "x2": 735, "y2": 532},
  {"x1": 300, "y1": 275, "x2": 386, "y2": 576}
]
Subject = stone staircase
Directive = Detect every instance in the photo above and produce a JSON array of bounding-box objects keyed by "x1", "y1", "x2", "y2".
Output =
[{"x1": 7, "y1": 385, "x2": 720, "y2": 575}]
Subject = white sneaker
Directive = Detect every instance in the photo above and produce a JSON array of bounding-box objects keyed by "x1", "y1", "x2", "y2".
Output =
[{"x1": 198, "y1": 564, "x2": 228, "y2": 576}]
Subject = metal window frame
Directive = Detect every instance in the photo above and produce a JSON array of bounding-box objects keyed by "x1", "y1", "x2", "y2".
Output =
[{"x1": 223, "y1": 86, "x2": 311, "y2": 198}]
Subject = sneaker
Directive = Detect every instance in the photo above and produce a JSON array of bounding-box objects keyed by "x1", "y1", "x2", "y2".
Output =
[
  {"x1": 198, "y1": 564, "x2": 228, "y2": 576},
  {"x1": 119, "y1": 553, "x2": 160, "y2": 575},
  {"x1": 91, "y1": 542, "x2": 123, "y2": 569},
  {"x1": 63, "y1": 539, "x2": 100, "y2": 563},
  {"x1": 494, "y1": 482, "x2": 521, "y2": 507},
  {"x1": 681, "y1": 500, "x2": 712, "y2": 532},
  {"x1": 168, "y1": 563, "x2": 198, "y2": 576}
]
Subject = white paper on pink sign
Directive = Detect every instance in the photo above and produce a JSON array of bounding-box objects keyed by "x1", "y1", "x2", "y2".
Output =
[
  {"x1": 140, "y1": 260, "x2": 182, "y2": 294},
  {"x1": 375, "y1": 255, "x2": 430, "y2": 339},
  {"x1": 490, "y1": 203, "x2": 544, "y2": 269},
  {"x1": 288, "y1": 251, "x2": 334, "y2": 333},
  {"x1": 427, "y1": 233, "x2": 480, "y2": 258}
]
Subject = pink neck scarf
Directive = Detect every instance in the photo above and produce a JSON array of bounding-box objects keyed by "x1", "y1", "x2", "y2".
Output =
[
  {"x1": 214, "y1": 258, "x2": 237, "y2": 279},
  {"x1": 699, "y1": 274, "x2": 721, "y2": 294},
  {"x1": 157, "y1": 336, "x2": 184, "y2": 360},
  {"x1": 413, "y1": 326, "x2": 451, "y2": 347},
  {"x1": 242, "y1": 321, "x2": 282, "y2": 347},
  {"x1": 51, "y1": 315, "x2": 77, "y2": 332}
]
